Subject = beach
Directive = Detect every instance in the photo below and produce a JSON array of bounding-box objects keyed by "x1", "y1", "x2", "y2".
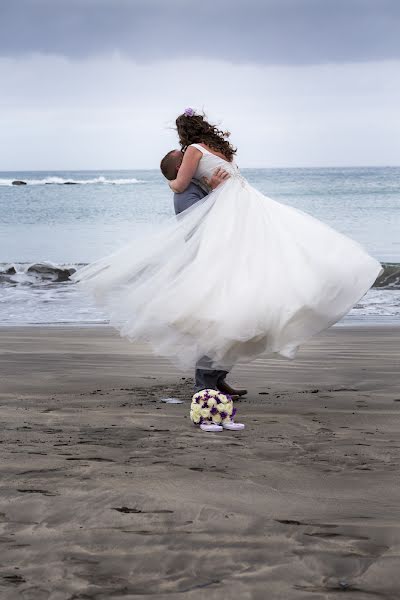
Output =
[{"x1": 1, "y1": 325, "x2": 399, "y2": 599}]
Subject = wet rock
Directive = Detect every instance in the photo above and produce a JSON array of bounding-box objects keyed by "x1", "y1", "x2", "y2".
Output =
[
  {"x1": 12, "y1": 180, "x2": 27, "y2": 186},
  {"x1": 27, "y1": 263, "x2": 76, "y2": 282},
  {"x1": 0, "y1": 265, "x2": 17, "y2": 284},
  {"x1": 374, "y1": 263, "x2": 400, "y2": 289},
  {"x1": 0, "y1": 266, "x2": 16, "y2": 275}
]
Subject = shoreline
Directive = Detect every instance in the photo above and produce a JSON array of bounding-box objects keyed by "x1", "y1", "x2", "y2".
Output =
[
  {"x1": 0, "y1": 317, "x2": 397, "y2": 328},
  {"x1": 1, "y1": 325, "x2": 399, "y2": 597}
]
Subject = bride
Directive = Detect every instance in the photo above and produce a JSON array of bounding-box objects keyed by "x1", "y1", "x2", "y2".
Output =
[{"x1": 73, "y1": 109, "x2": 382, "y2": 372}]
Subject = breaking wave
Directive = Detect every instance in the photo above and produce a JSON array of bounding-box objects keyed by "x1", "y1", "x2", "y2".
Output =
[
  {"x1": 0, "y1": 176, "x2": 144, "y2": 186},
  {"x1": 1, "y1": 261, "x2": 398, "y2": 289},
  {"x1": 0, "y1": 261, "x2": 399, "y2": 325}
]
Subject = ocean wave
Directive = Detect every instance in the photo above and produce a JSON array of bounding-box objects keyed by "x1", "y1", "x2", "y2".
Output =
[
  {"x1": 0, "y1": 176, "x2": 144, "y2": 186},
  {"x1": 1, "y1": 261, "x2": 399, "y2": 289},
  {"x1": 0, "y1": 261, "x2": 399, "y2": 325},
  {"x1": 351, "y1": 288, "x2": 400, "y2": 317}
]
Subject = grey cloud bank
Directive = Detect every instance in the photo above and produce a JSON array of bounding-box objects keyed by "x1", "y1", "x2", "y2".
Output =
[
  {"x1": 1, "y1": 0, "x2": 400, "y2": 64},
  {"x1": 1, "y1": 55, "x2": 399, "y2": 169},
  {"x1": 1, "y1": 0, "x2": 399, "y2": 169}
]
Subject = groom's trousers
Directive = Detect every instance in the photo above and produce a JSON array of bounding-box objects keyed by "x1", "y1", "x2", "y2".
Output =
[
  {"x1": 173, "y1": 184, "x2": 230, "y2": 393},
  {"x1": 194, "y1": 356, "x2": 229, "y2": 393}
]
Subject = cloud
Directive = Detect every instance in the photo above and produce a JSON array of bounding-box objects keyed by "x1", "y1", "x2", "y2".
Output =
[
  {"x1": 1, "y1": 0, "x2": 400, "y2": 64},
  {"x1": 1, "y1": 54, "x2": 399, "y2": 169}
]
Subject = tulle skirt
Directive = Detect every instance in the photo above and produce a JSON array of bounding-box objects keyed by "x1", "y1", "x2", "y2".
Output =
[{"x1": 72, "y1": 176, "x2": 382, "y2": 370}]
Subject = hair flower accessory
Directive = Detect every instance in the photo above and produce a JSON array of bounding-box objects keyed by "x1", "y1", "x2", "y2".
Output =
[{"x1": 184, "y1": 107, "x2": 195, "y2": 117}]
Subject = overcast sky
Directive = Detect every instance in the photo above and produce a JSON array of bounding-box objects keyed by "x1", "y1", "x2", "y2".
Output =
[{"x1": 1, "y1": 0, "x2": 399, "y2": 169}]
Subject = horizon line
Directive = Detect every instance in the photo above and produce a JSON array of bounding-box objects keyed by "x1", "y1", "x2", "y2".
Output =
[{"x1": 1, "y1": 164, "x2": 400, "y2": 173}]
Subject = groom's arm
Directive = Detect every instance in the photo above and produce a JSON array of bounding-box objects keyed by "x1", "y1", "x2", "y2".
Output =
[
  {"x1": 174, "y1": 183, "x2": 207, "y2": 215},
  {"x1": 174, "y1": 168, "x2": 231, "y2": 215}
]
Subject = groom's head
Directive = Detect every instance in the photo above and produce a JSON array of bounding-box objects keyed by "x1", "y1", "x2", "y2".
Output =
[{"x1": 160, "y1": 149, "x2": 183, "y2": 180}]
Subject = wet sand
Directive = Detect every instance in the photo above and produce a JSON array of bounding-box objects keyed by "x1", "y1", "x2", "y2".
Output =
[{"x1": 0, "y1": 325, "x2": 399, "y2": 600}]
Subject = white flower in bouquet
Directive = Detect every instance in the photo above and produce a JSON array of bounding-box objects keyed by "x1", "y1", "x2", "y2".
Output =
[
  {"x1": 190, "y1": 410, "x2": 201, "y2": 424},
  {"x1": 225, "y1": 402, "x2": 233, "y2": 416}
]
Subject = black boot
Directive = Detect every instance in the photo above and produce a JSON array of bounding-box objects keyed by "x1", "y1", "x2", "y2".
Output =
[{"x1": 217, "y1": 378, "x2": 247, "y2": 397}]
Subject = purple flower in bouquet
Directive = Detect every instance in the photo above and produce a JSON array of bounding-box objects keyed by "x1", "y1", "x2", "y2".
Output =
[
  {"x1": 210, "y1": 406, "x2": 218, "y2": 415},
  {"x1": 220, "y1": 411, "x2": 227, "y2": 420},
  {"x1": 232, "y1": 407, "x2": 237, "y2": 417},
  {"x1": 184, "y1": 107, "x2": 195, "y2": 117}
]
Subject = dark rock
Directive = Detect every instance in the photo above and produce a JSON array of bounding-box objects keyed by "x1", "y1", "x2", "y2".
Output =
[
  {"x1": 0, "y1": 265, "x2": 17, "y2": 284},
  {"x1": 0, "y1": 266, "x2": 16, "y2": 275},
  {"x1": 374, "y1": 263, "x2": 400, "y2": 289},
  {"x1": 12, "y1": 180, "x2": 27, "y2": 186},
  {"x1": 63, "y1": 181, "x2": 78, "y2": 185},
  {"x1": 27, "y1": 263, "x2": 76, "y2": 282}
]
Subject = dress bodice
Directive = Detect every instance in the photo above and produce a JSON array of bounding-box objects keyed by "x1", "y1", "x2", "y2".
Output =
[{"x1": 191, "y1": 143, "x2": 239, "y2": 181}]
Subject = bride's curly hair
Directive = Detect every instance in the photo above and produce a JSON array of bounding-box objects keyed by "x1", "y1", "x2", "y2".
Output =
[{"x1": 176, "y1": 111, "x2": 237, "y2": 162}]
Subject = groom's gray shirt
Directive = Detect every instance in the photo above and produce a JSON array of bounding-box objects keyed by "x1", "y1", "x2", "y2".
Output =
[{"x1": 173, "y1": 181, "x2": 208, "y2": 215}]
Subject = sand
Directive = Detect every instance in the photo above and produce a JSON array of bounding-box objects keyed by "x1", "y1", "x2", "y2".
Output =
[{"x1": 0, "y1": 325, "x2": 399, "y2": 600}]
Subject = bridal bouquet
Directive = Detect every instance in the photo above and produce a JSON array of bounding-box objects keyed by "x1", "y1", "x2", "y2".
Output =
[{"x1": 190, "y1": 389, "x2": 236, "y2": 426}]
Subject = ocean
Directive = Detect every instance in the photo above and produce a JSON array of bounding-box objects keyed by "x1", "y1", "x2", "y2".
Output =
[{"x1": 0, "y1": 167, "x2": 399, "y2": 326}]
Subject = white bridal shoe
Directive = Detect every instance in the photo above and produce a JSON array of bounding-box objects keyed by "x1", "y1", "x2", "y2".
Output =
[
  {"x1": 199, "y1": 421, "x2": 245, "y2": 432},
  {"x1": 222, "y1": 421, "x2": 245, "y2": 431},
  {"x1": 200, "y1": 423, "x2": 223, "y2": 432}
]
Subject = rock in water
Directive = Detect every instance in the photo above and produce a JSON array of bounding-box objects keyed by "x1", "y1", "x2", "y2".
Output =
[
  {"x1": 0, "y1": 265, "x2": 17, "y2": 284},
  {"x1": 12, "y1": 180, "x2": 27, "y2": 186},
  {"x1": 0, "y1": 266, "x2": 17, "y2": 275},
  {"x1": 27, "y1": 263, "x2": 76, "y2": 282},
  {"x1": 374, "y1": 263, "x2": 400, "y2": 289}
]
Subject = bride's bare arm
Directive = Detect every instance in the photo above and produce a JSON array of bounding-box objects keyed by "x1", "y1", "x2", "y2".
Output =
[{"x1": 169, "y1": 146, "x2": 202, "y2": 193}]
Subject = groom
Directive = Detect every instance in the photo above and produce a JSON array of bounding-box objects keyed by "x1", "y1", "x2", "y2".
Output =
[{"x1": 160, "y1": 149, "x2": 247, "y2": 398}]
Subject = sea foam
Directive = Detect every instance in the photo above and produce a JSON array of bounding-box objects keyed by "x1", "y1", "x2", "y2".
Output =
[{"x1": 0, "y1": 176, "x2": 144, "y2": 186}]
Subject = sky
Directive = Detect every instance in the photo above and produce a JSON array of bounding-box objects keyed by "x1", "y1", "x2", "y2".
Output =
[{"x1": 0, "y1": 0, "x2": 399, "y2": 169}]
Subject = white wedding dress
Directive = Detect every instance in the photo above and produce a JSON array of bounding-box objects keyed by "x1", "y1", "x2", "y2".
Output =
[{"x1": 73, "y1": 144, "x2": 382, "y2": 370}]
